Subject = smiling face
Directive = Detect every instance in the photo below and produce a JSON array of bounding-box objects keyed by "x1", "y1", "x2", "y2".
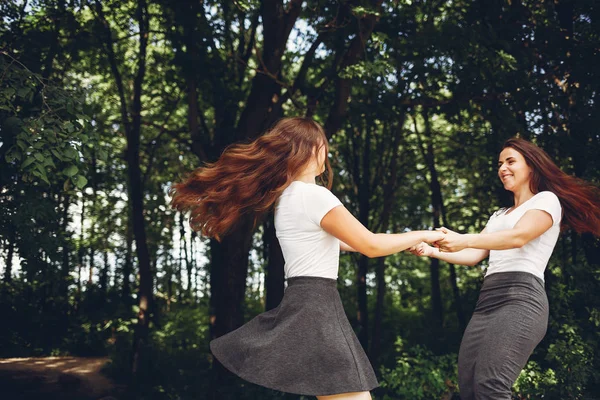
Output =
[{"x1": 498, "y1": 147, "x2": 533, "y2": 192}]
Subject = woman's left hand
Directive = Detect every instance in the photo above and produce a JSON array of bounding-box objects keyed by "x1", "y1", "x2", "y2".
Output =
[{"x1": 435, "y1": 226, "x2": 469, "y2": 252}]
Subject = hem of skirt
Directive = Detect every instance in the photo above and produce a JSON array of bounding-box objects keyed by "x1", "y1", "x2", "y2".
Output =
[{"x1": 211, "y1": 342, "x2": 379, "y2": 396}]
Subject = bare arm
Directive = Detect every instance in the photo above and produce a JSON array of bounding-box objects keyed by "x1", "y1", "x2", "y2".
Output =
[
  {"x1": 321, "y1": 205, "x2": 444, "y2": 258},
  {"x1": 410, "y1": 228, "x2": 490, "y2": 266},
  {"x1": 437, "y1": 209, "x2": 553, "y2": 252},
  {"x1": 340, "y1": 241, "x2": 357, "y2": 252}
]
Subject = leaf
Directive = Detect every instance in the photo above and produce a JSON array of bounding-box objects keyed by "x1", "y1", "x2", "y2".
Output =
[
  {"x1": 22, "y1": 156, "x2": 36, "y2": 168},
  {"x1": 63, "y1": 165, "x2": 79, "y2": 177},
  {"x1": 63, "y1": 147, "x2": 79, "y2": 159},
  {"x1": 73, "y1": 175, "x2": 88, "y2": 189},
  {"x1": 98, "y1": 149, "x2": 108, "y2": 161},
  {"x1": 17, "y1": 87, "x2": 31, "y2": 99},
  {"x1": 43, "y1": 156, "x2": 56, "y2": 168},
  {"x1": 32, "y1": 168, "x2": 50, "y2": 185},
  {"x1": 34, "y1": 153, "x2": 45, "y2": 162},
  {"x1": 5, "y1": 148, "x2": 20, "y2": 163},
  {"x1": 65, "y1": 121, "x2": 75, "y2": 133},
  {"x1": 50, "y1": 148, "x2": 64, "y2": 161}
]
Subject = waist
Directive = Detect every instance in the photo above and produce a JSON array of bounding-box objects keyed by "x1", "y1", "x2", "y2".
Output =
[
  {"x1": 482, "y1": 271, "x2": 545, "y2": 291},
  {"x1": 286, "y1": 276, "x2": 337, "y2": 288}
]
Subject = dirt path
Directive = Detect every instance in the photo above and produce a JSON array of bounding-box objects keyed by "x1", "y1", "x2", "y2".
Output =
[{"x1": 0, "y1": 357, "x2": 119, "y2": 400}]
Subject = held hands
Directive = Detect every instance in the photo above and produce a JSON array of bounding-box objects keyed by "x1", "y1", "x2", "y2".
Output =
[
  {"x1": 408, "y1": 230, "x2": 445, "y2": 257},
  {"x1": 409, "y1": 242, "x2": 436, "y2": 257},
  {"x1": 434, "y1": 226, "x2": 469, "y2": 253},
  {"x1": 408, "y1": 227, "x2": 468, "y2": 257}
]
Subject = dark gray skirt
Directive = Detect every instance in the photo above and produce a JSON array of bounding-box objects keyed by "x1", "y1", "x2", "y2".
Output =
[
  {"x1": 458, "y1": 271, "x2": 549, "y2": 400},
  {"x1": 210, "y1": 276, "x2": 379, "y2": 396}
]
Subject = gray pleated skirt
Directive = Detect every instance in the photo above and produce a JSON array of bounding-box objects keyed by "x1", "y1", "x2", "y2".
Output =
[
  {"x1": 210, "y1": 276, "x2": 379, "y2": 396},
  {"x1": 458, "y1": 271, "x2": 549, "y2": 400}
]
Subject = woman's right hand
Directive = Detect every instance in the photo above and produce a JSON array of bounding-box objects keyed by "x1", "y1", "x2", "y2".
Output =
[
  {"x1": 423, "y1": 230, "x2": 445, "y2": 245},
  {"x1": 409, "y1": 242, "x2": 436, "y2": 257}
]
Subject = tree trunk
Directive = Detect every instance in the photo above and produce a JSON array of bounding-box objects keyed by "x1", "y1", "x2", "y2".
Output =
[
  {"x1": 370, "y1": 117, "x2": 404, "y2": 364},
  {"x1": 324, "y1": 0, "x2": 384, "y2": 138},
  {"x1": 128, "y1": 0, "x2": 152, "y2": 377},
  {"x1": 97, "y1": 0, "x2": 152, "y2": 377},
  {"x1": 4, "y1": 231, "x2": 15, "y2": 283},
  {"x1": 122, "y1": 221, "x2": 133, "y2": 301},
  {"x1": 414, "y1": 113, "x2": 444, "y2": 338},
  {"x1": 264, "y1": 214, "x2": 285, "y2": 311},
  {"x1": 209, "y1": 217, "x2": 254, "y2": 399},
  {"x1": 60, "y1": 194, "x2": 71, "y2": 297}
]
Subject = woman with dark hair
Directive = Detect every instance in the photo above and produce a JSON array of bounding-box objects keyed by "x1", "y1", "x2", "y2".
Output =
[
  {"x1": 171, "y1": 117, "x2": 445, "y2": 400},
  {"x1": 410, "y1": 137, "x2": 600, "y2": 400}
]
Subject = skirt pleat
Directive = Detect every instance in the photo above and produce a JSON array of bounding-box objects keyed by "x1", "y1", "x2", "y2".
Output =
[{"x1": 210, "y1": 276, "x2": 379, "y2": 396}]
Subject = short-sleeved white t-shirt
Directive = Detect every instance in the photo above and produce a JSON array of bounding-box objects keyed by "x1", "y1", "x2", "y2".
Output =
[
  {"x1": 274, "y1": 181, "x2": 343, "y2": 279},
  {"x1": 485, "y1": 191, "x2": 562, "y2": 281}
]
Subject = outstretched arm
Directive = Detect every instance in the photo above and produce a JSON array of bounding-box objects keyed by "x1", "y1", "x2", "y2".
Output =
[
  {"x1": 436, "y1": 209, "x2": 553, "y2": 252},
  {"x1": 409, "y1": 227, "x2": 489, "y2": 266},
  {"x1": 340, "y1": 241, "x2": 357, "y2": 252},
  {"x1": 321, "y1": 205, "x2": 444, "y2": 258}
]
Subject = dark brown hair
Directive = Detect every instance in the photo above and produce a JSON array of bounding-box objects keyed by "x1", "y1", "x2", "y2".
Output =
[
  {"x1": 503, "y1": 137, "x2": 600, "y2": 235},
  {"x1": 170, "y1": 117, "x2": 333, "y2": 240}
]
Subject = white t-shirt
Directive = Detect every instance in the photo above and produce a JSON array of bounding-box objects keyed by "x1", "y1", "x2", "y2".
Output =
[
  {"x1": 485, "y1": 191, "x2": 562, "y2": 281},
  {"x1": 274, "y1": 181, "x2": 343, "y2": 279}
]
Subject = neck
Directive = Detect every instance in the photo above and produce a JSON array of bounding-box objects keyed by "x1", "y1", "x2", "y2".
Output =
[
  {"x1": 294, "y1": 172, "x2": 317, "y2": 184},
  {"x1": 294, "y1": 162, "x2": 319, "y2": 184},
  {"x1": 512, "y1": 184, "x2": 534, "y2": 207}
]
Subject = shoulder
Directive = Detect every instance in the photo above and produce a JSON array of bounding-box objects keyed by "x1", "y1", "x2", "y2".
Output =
[
  {"x1": 535, "y1": 191, "x2": 559, "y2": 200},
  {"x1": 534, "y1": 191, "x2": 561, "y2": 207},
  {"x1": 298, "y1": 182, "x2": 335, "y2": 196}
]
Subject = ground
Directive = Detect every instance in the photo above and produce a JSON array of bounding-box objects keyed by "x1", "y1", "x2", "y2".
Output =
[{"x1": 0, "y1": 357, "x2": 119, "y2": 400}]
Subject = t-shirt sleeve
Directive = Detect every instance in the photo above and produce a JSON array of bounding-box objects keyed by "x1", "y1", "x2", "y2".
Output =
[
  {"x1": 302, "y1": 185, "x2": 343, "y2": 226},
  {"x1": 530, "y1": 191, "x2": 562, "y2": 226}
]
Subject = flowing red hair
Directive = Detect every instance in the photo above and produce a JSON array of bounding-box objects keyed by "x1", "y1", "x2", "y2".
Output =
[
  {"x1": 170, "y1": 117, "x2": 333, "y2": 240},
  {"x1": 502, "y1": 138, "x2": 600, "y2": 236}
]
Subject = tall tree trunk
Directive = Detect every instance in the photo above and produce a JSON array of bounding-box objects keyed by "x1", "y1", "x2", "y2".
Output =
[
  {"x1": 122, "y1": 221, "x2": 133, "y2": 301},
  {"x1": 4, "y1": 231, "x2": 15, "y2": 283},
  {"x1": 264, "y1": 213, "x2": 285, "y2": 311},
  {"x1": 95, "y1": 0, "x2": 152, "y2": 377},
  {"x1": 100, "y1": 251, "x2": 109, "y2": 305},
  {"x1": 414, "y1": 113, "x2": 444, "y2": 339},
  {"x1": 77, "y1": 198, "x2": 86, "y2": 308},
  {"x1": 209, "y1": 218, "x2": 254, "y2": 399},
  {"x1": 324, "y1": 0, "x2": 384, "y2": 138},
  {"x1": 126, "y1": 0, "x2": 152, "y2": 377},
  {"x1": 60, "y1": 194, "x2": 71, "y2": 297},
  {"x1": 88, "y1": 152, "x2": 98, "y2": 288},
  {"x1": 370, "y1": 117, "x2": 404, "y2": 364},
  {"x1": 356, "y1": 121, "x2": 372, "y2": 350}
]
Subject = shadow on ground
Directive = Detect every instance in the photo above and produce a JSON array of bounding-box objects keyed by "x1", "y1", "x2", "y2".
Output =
[{"x1": 0, "y1": 357, "x2": 122, "y2": 400}]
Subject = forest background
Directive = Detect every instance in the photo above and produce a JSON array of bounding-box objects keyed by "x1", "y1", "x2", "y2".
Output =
[{"x1": 1, "y1": 0, "x2": 599, "y2": 399}]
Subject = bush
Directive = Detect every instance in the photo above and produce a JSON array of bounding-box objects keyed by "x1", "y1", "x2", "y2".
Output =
[{"x1": 379, "y1": 337, "x2": 458, "y2": 400}]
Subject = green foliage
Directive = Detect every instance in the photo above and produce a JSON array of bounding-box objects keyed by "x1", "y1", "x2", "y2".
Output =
[
  {"x1": 1, "y1": 0, "x2": 600, "y2": 399},
  {"x1": 104, "y1": 304, "x2": 212, "y2": 399},
  {"x1": 339, "y1": 59, "x2": 394, "y2": 80},
  {"x1": 0, "y1": 53, "x2": 97, "y2": 189},
  {"x1": 380, "y1": 338, "x2": 458, "y2": 399},
  {"x1": 544, "y1": 325, "x2": 596, "y2": 399},
  {"x1": 514, "y1": 361, "x2": 558, "y2": 399}
]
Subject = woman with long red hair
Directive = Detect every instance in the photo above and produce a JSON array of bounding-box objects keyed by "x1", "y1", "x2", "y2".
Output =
[
  {"x1": 410, "y1": 137, "x2": 600, "y2": 400},
  {"x1": 171, "y1": 117, "x2": 445, "y2": 400}
]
